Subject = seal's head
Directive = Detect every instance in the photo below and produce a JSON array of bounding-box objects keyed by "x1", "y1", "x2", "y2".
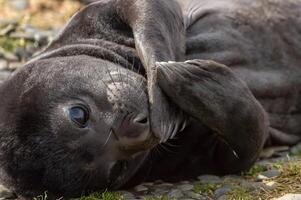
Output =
[
  {"x1": 0, "y1": 0, "x2": 186, "y2": 197},
  {"x1": 0, "y1": 56, "x2": 157, "y2": 197}
]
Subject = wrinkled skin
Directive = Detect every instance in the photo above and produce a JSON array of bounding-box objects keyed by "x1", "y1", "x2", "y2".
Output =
[{"x1": 0, "y1": 0, "x2": 300, "y2": 198}]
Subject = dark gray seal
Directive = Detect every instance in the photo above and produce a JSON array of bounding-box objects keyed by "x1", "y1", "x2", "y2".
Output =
[{"x1": 0, "y1": 0, "x2": 300, "y2": 198}]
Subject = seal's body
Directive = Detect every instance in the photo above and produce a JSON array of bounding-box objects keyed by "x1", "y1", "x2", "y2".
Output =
[
  {"x1": 135, "y1": 0, "x2": 301, "y2": 182},
  {"x1": 0, "y1": 0, "x2": 300, "y2": 198}
]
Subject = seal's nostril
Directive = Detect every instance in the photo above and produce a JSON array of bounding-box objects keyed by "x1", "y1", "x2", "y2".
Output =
[
  {"x1": 136, "y1": 117, "x2": 148, "y2": 124},
  {"x1": 133, "y1": 115, "x2": 148, "y2": 124}
]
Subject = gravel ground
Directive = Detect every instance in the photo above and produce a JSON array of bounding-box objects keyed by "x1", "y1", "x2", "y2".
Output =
[{"x1": 0, "y1": 1, "x2": 301, "y2": 199}]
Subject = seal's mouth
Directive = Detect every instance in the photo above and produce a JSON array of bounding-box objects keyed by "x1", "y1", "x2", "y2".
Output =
[
  {"x1": 118, "y1": 132, "x2": 159, "y2": 156},
  {"x1": 109, "y1": 160, "x2": 129, "y2": 184},
  {"x1": 108, "y1": 153, "x2": 148, "y2": 189}
]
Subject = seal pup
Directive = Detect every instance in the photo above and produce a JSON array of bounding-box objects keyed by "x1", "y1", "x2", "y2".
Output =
[{"x1": 0, "y1": 0, "x2": 300, "y2": 198}]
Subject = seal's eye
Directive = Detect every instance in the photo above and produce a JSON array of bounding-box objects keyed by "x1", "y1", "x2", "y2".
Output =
[{"x1": 69, "y1": 105, "x2": 89, "y2": 128}]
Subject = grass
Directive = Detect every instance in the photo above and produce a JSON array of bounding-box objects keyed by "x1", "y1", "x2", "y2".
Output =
[
  {"x1": 242, "y1": 164, "x2": 268, "y2": 177},
  {"x1": 193, "y1": 182, "x2": 222, "y2": 196},
  {"x1": 254, "y1": 160, "x2": 301, "y2": 199},
  {"x1": 227, "y1": 187, "x2": 253, "y2": 200},
  {"x1": 33, "y1": 191, "x2": 49, "y2": 200},
  {"x1": 0, "y1": 0, "x2": 82, "y2": 29},
  {"x1": 144, "y1": 196, "x2": 175, "y2": 200},
  {"x1": 77, "y1": 159, "x2": 300, "y2": 200},
  {"x1": 224, "y1": 159, "x2": 301, "y2": 200},
  {"x1": 0, "y1": 36, "x2": 26, "y2": 52},
  {"x1": 75, "y1": 191, "x2": 124, "y2": 200}
]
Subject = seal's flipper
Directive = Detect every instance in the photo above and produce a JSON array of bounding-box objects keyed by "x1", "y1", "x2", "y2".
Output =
[
  {"x1": 115, "y1": 0, "x2": 186, "y2": 141},
  {"x1": 156, "y1": 59, "x2": 269, "y2": 173}
]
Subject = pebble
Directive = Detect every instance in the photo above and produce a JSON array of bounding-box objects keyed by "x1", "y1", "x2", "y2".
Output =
[
  {"x1": 240, "y1": 180, "x2": 265, "y2": 190},
  {"x1": 260, "y1": 146, "x2": 289, "y2": 159},
  {"x1": 8, "y1": 62, "x2": 22, "y2": 70},
  {"x1": 177, "y1": 184, "x2": 194, "y2": 191},
  {"x1": 214, "y1": 185, "x2": 234, "y2": 198},
  {"x1": 183, "y1": 191, "x2": 203, "y2": 199},
  {"x1": 120, "y1": 191, "x2": 136, "y2": 199},
  {"x1": 167, "y1": 189, "x2": 184, "y2": 198},
  {"x1": 0, "y1": 185, "x2": 15, "y2": 200},
  {"x1": 141, "y1": 182, "x2": 153, "y2": 187},
  {"x1": 8, "y1": 0, "x2": 29, "y2": 10},
  {"x1": 180, "y1": 199, "x2": 196, "y2": 200},
  {"x1": 0, "y1": 60, "x2": 8, "y2": 70},
  {"x1": 264, "y1": 181, "x2": 279, "y2": 190},
  {"x1": 290, "y1": 142, "x2": 301, "y2": 155},
  {"x1": 257, "y1": 169, "x2": 281, "y2": 180},
  {"x1": 0, "y1": 71, "x2": 11, "y2": 81},
  {"x1": 275, "y1": 194, "x2": 301, "y2": 200},
  {"x1": 134, "y1": 185, "x2": 148, "y2": 192},
  {"x1": 198, "y1": 175, "x2": 222, "y2": 183},
  {"x1": 1, "y1": 51, "x2": 18, "y2": 62},
  {"x1": 217, "y1": 195, "x2": 228, "y2": 200},
  {"x1": 156, "y1": 182, "x2": 173, "y2": 187}
]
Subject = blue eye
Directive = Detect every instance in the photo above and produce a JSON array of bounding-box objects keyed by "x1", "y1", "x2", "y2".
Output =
[{"x1": 69, "y1": 105, "x2": 89, "y2": 128}]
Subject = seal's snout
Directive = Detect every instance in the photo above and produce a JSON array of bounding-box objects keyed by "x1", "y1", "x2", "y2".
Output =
[
  {"x1": 118, "y1": 113, "x2": 149, "y2": 138},
  {"x1": 115, "y1": 112, "x2": 158, "y2": 154}
]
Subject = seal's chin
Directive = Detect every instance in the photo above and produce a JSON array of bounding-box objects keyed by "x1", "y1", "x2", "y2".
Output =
[{"x1": 108, "y1": 152, "x2": 148, "y2": 189}]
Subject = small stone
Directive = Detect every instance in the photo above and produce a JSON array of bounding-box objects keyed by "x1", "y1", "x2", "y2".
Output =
[
  {"x1": 2, "y1": 51, "x2": 18, "y2": 62},
  {"x1": 180, "y1": 199, "x2": 196, "y2": 200},
  {"x1": 0, "y1": 24, "x2": 16, "y2": 36},
  {"x1": 257, "y1": 169, "x2": 281, "y2": 180},
  {"x1": 180, "y1": 181, "x2": 190, "y2": 184},
  {"x1": 156, "y1": 183, "x2": 173, "y2": 187},
  {"x1": 223, "y1": 175, "x2": 243, "y2": 184},
  {"x1": 290, "y1": 142, "x2": 301, "y2": 156},
  {"x1": 167, "y1": 189, "x2": 184, "y2": 198},
  {"x1": 0, "y1": 60, "x2": 8, "y2": 70},
  {"x1": 217, "y1": 195, "x2": 228, "y2": 200},
  {"x1": 134, "y1": 185, "x2": 148, "y2": 192},
  {"x1": 177, "y1": 184, "x2": 194, "y2": 191},
  {"x1": 214, "y1": 185, "x2": 234, "y2": 198},
  {"x1": 260, "y1": 146, "x2": 290, "y2": 159},
  {"x1": 274, "y1": 194, "x2": 301, "y2": 200},
  {"x1": 0, "y1": 185, "x2": 15, "y2": 199},
  {"x1": 0, "y1": 71, "x2": 11, "y2": 81},
  {"x1": 264, "y1": 181, "x2": 279, "y2": 190},
  {"x1": 223, "y1": 175, "x2": 242, "y2": 180},
  {"x1": 255, "y1": 160, "x2": 274, "y2": 168},
  {"x1": 119, "y1": 191, "x2": 135, "y2": 199},
  {"x1": 8, "y1": 62, "x2": 22, "y2": 70},
  {"x1": 141, "y1": 182, "x2": 154, "y2": 187},
  {"x1": 8, "y1": 0, "x2": 29, "y2": 10},
  {"x1": 154, "y1": 188, "x2": 168, "y2": 195},
  {"x1": 240, "y1": 180, "x2": 265, "y2": 190},
  {"x1": 183, "y1": 191, "x2": 202, "y2": 199},
  {"x1": 198, "y1": 175, "x2": 222, "y2": 183}
]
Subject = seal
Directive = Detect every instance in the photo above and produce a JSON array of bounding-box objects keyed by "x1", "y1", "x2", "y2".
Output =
[{"x1": 0, "y1": 0, "x2": 300, "y2": 198}]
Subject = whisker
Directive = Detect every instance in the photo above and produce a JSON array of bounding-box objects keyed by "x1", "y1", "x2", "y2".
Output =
[
  {"x1": 160, "y1": 143, "x2": 177, "y2": 155},
  {"x1": 100, "y1": 79, "x2": 119, "y2": 100},
  {"x1": 105, "y1": 63, "x2": 118, "y2": 93},
  {"x1": 103, "y1": 129, "x2": 113, "y2": 147},
  {"x1": 111, "y1": 128, "x2": 119, "y2": 141}
]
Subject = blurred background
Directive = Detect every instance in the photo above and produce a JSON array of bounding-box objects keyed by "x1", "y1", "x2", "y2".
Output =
[{"x1": 0, "y1": 0, "x2": 86, "y2": 73}]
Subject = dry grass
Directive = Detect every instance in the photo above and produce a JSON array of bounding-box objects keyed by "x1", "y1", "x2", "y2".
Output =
[
  {"x1": 254, "y1": 159, "x2": 301, "y2": 199},
  {"x1": 0, "y1": 0, "x2": 82, "y2": 29}
]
